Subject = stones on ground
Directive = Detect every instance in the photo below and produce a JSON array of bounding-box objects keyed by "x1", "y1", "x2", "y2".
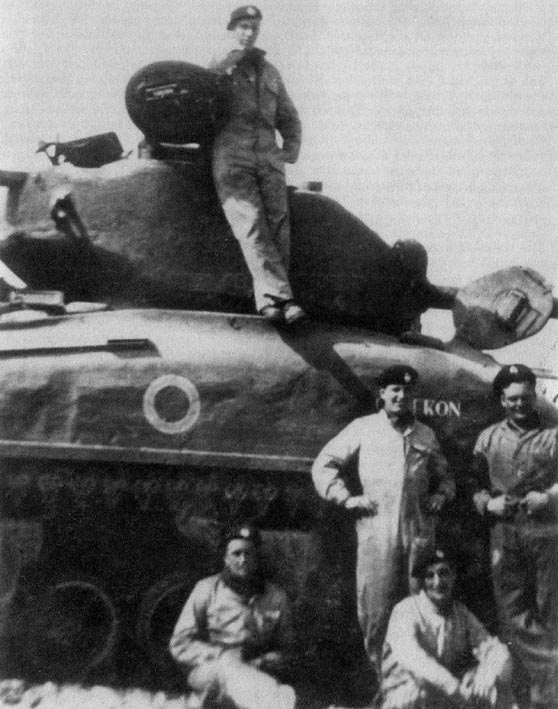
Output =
[{"x1": 0, "y1": 681, "x2": 188, "y2": 708}]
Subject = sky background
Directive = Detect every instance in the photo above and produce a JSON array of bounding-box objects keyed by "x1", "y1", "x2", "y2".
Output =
[{"x1": 0, "y1": 0, "x2": 556, "y2": 368}]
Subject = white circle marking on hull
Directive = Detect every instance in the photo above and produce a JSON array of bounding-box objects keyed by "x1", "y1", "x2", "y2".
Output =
[{"x1": 143, "y1": 374, "x2": 200, "y2": 434}]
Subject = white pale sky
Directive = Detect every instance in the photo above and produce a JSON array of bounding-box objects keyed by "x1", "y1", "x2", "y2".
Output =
[{"x1": 0, "y1": 0, "x2": 557, "y2": 367}]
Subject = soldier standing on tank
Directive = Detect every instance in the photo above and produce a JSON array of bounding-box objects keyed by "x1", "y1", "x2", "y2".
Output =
[
  {"x1": 209, "y1": 6, "x2": 305, "y2": 326},
  {"x1": 470, "y1": 364, "x2": 558, "y2": 708},
  {"x1": 311, "y1": 365, "x2": 455, "y2": 675}
]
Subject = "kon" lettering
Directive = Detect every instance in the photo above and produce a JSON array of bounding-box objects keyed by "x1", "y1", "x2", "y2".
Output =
[{"x1": 412, "y1": 398, "x2": 461, "y2": 417}]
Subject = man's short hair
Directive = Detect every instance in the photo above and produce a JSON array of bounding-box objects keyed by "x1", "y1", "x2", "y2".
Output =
[
  {"x1": 492, "y1": 364, "x2": 536, "y2": 398},
  {"x1": 227, "y1": 5, "x2": 262, "y2": 30}
]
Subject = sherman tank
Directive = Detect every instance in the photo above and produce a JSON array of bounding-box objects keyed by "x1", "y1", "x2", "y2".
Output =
[{"x1": 0, "y1": 122, "x2": 556, "y2": 706}]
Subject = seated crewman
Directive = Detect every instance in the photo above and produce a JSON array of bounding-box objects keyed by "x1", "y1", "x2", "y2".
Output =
[
  {"x1": 378, "y1": 544, "x2": 515, "y2": 709},
  {"x1": 169, "y1": 522, "x2": 296, "y2": 709}
]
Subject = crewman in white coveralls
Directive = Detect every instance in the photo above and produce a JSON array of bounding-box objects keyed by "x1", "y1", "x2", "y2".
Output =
[
  {"x1": 209, "y1": 6, "x2": 305, "y2": 326},
  {"x1": 379, "y1": 544, "x2": 515, "y2": 709},
  {"x1": 312, "y1": 365, "x2": 455, "y2": 674}
]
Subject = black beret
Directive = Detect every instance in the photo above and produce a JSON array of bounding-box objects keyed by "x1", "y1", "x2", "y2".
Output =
[
  {"x1": 376, "y1": 365, "x2": 419, "y2": 389},
  {"x1": 227, "y1": 5, "x2": 262, "y2": 30},
  {"x1": 223, "y1": 521, "x2": 261, "y2": 548},
  {"x1": 411, "y1": 543, "x2": 457, "y2": 580},
  {"x1": 492, "y1": 364, "x2": 536, "y2": 397}
]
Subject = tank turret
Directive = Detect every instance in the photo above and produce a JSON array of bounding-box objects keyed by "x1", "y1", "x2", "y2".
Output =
[{"x1": 1, "y1": 158, "x2": 437, "y2": 334}]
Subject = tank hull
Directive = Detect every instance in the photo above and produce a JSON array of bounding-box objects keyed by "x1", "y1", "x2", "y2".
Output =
[
  {"x1": 0, "y1": 308, "x2": 510, "y2": 465},
  {"x1": 0, "y1": 307, "x2": 523, "y2": 696}
]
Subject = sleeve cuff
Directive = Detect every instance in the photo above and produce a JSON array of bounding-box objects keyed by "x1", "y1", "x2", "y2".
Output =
[
  {"x1": 324, "y1": 480, "x2": 351, "y2": 505},
  {"x1": 443, "y1": 675, "x2": 460, "y2": 698},
  {"x1": 332, "y1": 489, "x2": 351, "y2": 505},
  {"x1": 438, "y1": 485, "x2": 455, "y2": 502},
  {"x1": 473, "y1": 490, "x2": 491, "y2": 515},
  {"x1": 546, "y1": 484, "x2": 558, "y2": 506}
]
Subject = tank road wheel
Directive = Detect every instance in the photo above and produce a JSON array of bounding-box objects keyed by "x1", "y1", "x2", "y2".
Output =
[
  {"x1": 14, "y1": 579, "x2": 118, "y2": 681},
  {"x1": 136, "y1": 571, "x2": 199, "y2": 678}
]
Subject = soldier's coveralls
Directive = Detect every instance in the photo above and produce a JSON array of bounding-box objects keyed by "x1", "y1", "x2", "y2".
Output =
[
  {"x1": 472, "y1": 417, "x2": 558, "y2": 708},
  {"x1": 379, "y1": 591, "x2": 514, "y2": 709},
  {"x1": 312, "y1": 411, "x2": 454, "y2": 669},
  {"x1": 210, "y1": 49, "x2": 302, "y2": 312},
  {"x1": 169, "y1": 573, "x2": 295, "y2": 709}
]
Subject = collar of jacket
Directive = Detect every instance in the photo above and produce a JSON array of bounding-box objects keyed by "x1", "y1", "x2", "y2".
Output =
[
  {"x1": 417, "y1": 588, "x2": 455, "y2": 618},
  {"x1": 222, "y1": 47, "x2": 267, "y2": 74},
  {"x1": 380, "y1": 409, "x2": 416, "y2": 435},
  {"x1": 504, "y1": 412, "x2": 541, "y2": 433}
]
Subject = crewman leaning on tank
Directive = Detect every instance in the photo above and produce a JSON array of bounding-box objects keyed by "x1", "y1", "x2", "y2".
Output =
[
  {"x1": 209, "y1": 6, "x2": 305, "y2": 326},
  {"x1": 311, "y1": 365, "x2": 455, "y2": 674},
  {"x1": 169, "y1": 522, "x2": 296, "y2": 709},
  {"x1": 469, "y1": 364, "x2": 558, "y2": 709}
]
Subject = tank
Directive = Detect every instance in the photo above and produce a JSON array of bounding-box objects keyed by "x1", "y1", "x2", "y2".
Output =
[{"x1": 0, "y1": 153, "x2": 556, "y2": 706}]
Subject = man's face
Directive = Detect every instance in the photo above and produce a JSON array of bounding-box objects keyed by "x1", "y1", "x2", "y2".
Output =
[
  {"x1": 224, "y1": 538, "x2": 258, "y2": 580},
  {"x1": 500, "y1": 381, "x2": 536, "y2": 426},
  {"x1": 379, "y1": 384, "x2": 413, "y2": 417},
  {"x1": 423, "y1": 561, "x2": 455, "y2": 609},
  {"x1": 232, "y1": 19, "x2": 260, "y2": 48}
]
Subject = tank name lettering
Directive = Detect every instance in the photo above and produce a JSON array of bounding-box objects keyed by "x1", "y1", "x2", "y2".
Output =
[
  {"x1": 412, "y1": 398, "x2": 461, "y2": 417},
  {"x1": 143, "y1": 374, "x2": 201, "y2": 435}
]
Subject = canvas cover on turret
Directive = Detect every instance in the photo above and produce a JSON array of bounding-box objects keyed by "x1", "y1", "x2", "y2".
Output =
[{"x1": 125, "y1": 61, "x2": 229, "y2": 145}]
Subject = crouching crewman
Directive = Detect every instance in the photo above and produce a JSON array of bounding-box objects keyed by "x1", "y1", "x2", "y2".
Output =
[
  {"x1": 378, "y1": 544, "x2": 515, "y2": 709},
  {"x1": 169, "y1": 522, "x2": 296, "y2": 709}
]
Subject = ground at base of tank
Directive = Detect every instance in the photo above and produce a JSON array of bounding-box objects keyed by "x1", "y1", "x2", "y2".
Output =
[{"x1": 0, "y1": 679, "x2": 364, "y2": 709}]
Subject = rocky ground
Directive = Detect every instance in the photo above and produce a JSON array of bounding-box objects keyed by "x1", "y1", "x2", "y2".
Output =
[
  {"x1": 0, "y1": 680, "x2": 188, "y2": 709},
  {"x1": 0, "y1": 680, "x2": 361, "y2": 709}
]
